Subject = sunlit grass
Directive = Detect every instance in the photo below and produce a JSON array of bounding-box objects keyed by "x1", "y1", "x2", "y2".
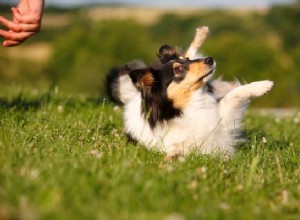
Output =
[{"x1": 0, "y1": 86, "x2": 299, "y2": 219}]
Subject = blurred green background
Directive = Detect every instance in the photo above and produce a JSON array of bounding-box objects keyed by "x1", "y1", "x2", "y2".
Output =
[{"x1": 0, "y1": 3, "x2": 299, "y2": 107}]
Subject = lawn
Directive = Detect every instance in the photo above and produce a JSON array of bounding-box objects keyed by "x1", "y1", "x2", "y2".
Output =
[{"x1": 0, "y1": 85, "x2": 299, "y2": 220}]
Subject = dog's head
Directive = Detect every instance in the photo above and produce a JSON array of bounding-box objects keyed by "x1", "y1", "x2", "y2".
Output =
[{"x1": 128, "y1": 45, "x2": 215, "y2": 127}]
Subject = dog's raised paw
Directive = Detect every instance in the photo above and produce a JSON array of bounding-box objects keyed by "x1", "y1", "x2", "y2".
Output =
[
  {"x1": 249, "y1": 80, "x2": 274, "y2": 97},
  {"x1": 196, "y1": 26, "x2": 210, "y2": 36}
]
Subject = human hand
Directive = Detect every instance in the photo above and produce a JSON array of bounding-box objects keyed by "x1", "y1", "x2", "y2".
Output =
[{"x1": 0, "y1": 0, "x2": 44, "y2": 47}]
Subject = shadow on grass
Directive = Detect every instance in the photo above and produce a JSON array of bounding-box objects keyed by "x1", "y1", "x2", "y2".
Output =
[
  {"x1": 0, "y1": 93, "x2": 50, "y2": 111},
  {"x1": 0, "y1": 90, "x2": 107, "y2": 111}
]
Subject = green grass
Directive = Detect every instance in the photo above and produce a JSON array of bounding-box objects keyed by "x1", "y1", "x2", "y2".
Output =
[{"x1": 0, "y1": 85, "x2": 300, "y2": 220}]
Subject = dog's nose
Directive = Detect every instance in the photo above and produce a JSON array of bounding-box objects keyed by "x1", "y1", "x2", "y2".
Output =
[{"x1": 204, "y1": 57, "x2": 214, "y2": 65}]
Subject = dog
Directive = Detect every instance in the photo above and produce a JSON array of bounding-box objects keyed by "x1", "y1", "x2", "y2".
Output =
[{"x1": 106, "y1": 27, "x2": 274, "y2": 158}]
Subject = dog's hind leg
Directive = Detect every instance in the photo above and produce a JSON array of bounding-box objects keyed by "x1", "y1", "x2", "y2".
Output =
[{"x1": 218, "y1": 80, "x2": 274, "y2": 133}]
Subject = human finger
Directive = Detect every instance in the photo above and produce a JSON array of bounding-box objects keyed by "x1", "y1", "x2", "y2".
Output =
[
  {"x1": 11, "y1": 7, "x2": 23, "y2": 22},
  {"x1": 0, "y1": 17, "x2": 39, "y2": 33},
  {"x1": 0, "y1": 16, "x2": 11, "y2": 27},
  {"x1": 2, "y1": 39, "x2": 21, "y2": 47},
  {"x1": 0, "y1": 29, "x2": 23, "y2": 47},
  {"x1": 0, "y1": 29, "x2": 34, "y2": 42}
]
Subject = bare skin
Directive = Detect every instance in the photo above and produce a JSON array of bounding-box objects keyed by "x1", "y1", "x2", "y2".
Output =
[{"x1": 0, "y1": 0, "x2": 44, "y2": 47}]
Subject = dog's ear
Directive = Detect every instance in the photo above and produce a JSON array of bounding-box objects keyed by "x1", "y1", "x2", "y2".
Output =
[
  {"x1": 129, "y1": 68, "x2": 155, "y2": 93},
  {"x1": 158, "y1": 44, "x2": 182, "y2": 64}
]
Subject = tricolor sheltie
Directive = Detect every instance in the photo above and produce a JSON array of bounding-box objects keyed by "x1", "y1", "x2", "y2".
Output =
[{"x1": 106, "y1": 27, "x2": 273, "y2": 158}]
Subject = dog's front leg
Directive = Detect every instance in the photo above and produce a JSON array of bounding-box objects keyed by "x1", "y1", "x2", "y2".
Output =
[
  {"x1": 185, "y1": 26, "x2": 210, "y2": 59},
  {"x1": 218, "y1": 80, "x2": 274, "y2": 131}
]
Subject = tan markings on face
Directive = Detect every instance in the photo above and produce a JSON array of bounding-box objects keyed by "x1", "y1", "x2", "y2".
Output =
[{"x1": 167, "y1": 60, "x2": 211, "y2": 109}]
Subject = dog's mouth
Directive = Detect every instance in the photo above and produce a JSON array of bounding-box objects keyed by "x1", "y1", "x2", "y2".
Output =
[{"x1": 197, "y1": 68, "x2": 215, "y2": 82}]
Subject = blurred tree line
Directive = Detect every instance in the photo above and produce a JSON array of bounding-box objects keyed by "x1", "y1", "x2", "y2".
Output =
[{"x1": 0, "y1": 3, "x2": 299, "y2": 107}]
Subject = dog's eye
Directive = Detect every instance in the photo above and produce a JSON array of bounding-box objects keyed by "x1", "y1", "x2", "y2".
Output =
[{"x1": 174, "y1": 66, "x2": 184, "y2": 75}]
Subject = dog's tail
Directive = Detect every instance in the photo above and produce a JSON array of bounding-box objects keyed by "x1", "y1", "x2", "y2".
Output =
[{"x1": 106, "y1": 59, "x2": 146, "y2": 104}]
